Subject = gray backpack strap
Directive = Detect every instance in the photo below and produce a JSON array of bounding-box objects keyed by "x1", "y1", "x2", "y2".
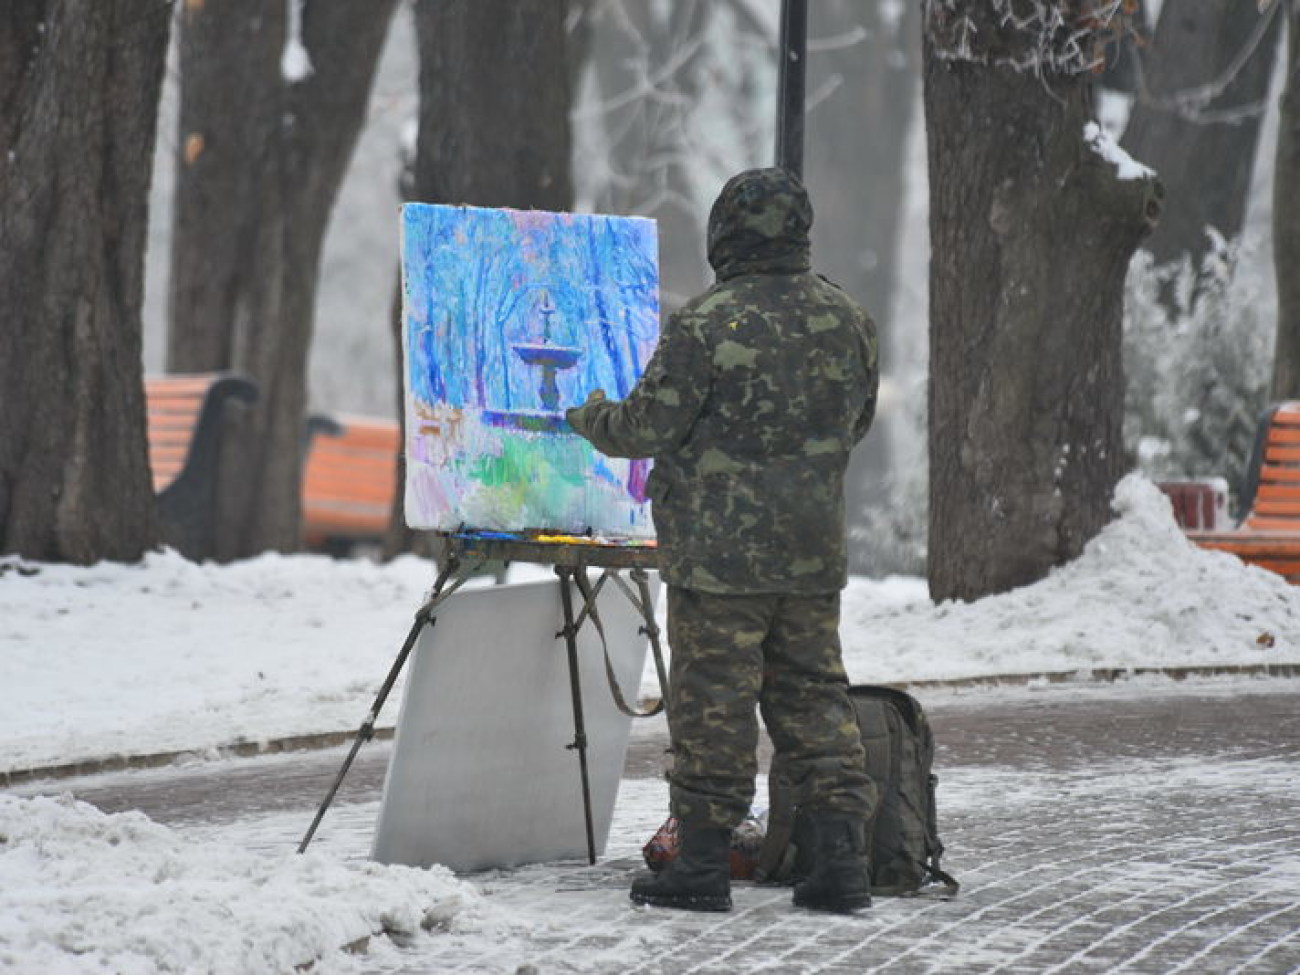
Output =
[
  {"x1": 571, "y1": 569, "x2": 663, "y2": 719},
  {"x1": 755, "y1": 754, "x2": 799, "y2": 883}
]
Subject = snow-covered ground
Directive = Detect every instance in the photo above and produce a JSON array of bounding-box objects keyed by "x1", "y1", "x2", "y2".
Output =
[
  {"x1": 3, "y1": 474, "x2": 1294, "y2": 779},
  {"x1": 3, "y1": 473, "x2": 1299, "y2": 973}
]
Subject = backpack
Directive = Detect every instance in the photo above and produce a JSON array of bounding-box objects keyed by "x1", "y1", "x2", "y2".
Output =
[{"x1": 756, "y1": 685, "x2": 959, "y2": 897}]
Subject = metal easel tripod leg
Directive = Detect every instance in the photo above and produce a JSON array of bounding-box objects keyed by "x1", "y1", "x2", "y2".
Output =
[
  {"x1": 297, "y1": 556, "x2": 474, "y2": 854},
  {"x1": 555, "y1": 565, "x2": 598, "y2": 866},
  {"x1": 556, "y1": 565, "x2": 668, "y2": 865}
]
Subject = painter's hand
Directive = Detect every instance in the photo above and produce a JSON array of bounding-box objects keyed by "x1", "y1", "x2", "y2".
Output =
[{"x1": 566, "y1": 388, "x2": 605, "y2": 436}]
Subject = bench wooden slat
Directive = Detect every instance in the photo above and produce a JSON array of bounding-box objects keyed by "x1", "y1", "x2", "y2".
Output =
[
  {"x1": 1192, "y1": 533, "x2": 1300, "y2": 552},
  {"x1": 148, "y1": 433, "x2": 199, "y2": 447},
  {"x1": 304, "y1": 489, "x2": 395, "y2": 507},
  {"x1": 1255, "y1": 468, "x2": 1300, "y2": 483},
  {"x1": 300, "y1": 414, "x2": 400, "y2": 552},
  {"x1": 304, "y1": 457, "x2": 396, "y2": 478},
  {"x1": 144, "y1": 379, "x2": 216, "y2": 494},
  {"x1": 1251, "y1": 496, "x2": 1300, "y2": 511},
  {"x1": 1185, "y1": 400, "x2": 1300, "y2": 584},
  {"x1": 303, "y1": 501, "x2": 393, "y2": 519},
  {"x1": 148, "y1": 390, "x2": 207, "y2": 406},
  {"x1": 1248, "y1": 505, "x2": 1300, "y2": 519},
  {"x1": 1245, "y1": 523, "x2": 1300, "y2": 536},
  {"x1": 302, "y1": 510, "x2": 394, "y2": 538},
  {"x1": 1250, "y1": 508, "x2": 1300, "y2": 523},
  {"x1": 304, "y1": 477, "x2": 395, "y2": 496}
]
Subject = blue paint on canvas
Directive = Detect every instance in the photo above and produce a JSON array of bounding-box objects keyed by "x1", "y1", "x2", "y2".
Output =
[{"x1": 400, "y1": 203, "x2": 660, "y2": 537}]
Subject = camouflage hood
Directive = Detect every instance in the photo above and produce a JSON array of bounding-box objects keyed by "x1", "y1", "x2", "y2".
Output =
[{"x1": 706, "y1": 167, "x2": 813, "y2": 282}]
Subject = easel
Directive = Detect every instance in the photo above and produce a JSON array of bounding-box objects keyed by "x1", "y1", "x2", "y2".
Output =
[
  {"x1": 301, "y1": 0, "x2": 810, "y2": 863},
  {"x1": 297, "y1": 532, "x2": 666, "y2": 865}
]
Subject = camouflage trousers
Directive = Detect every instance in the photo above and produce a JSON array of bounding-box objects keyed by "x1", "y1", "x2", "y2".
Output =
[{"x1": 665, "y1": 585, "x2": 876, "y2": 829}]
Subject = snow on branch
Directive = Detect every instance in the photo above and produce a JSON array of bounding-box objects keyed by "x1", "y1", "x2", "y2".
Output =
[
  {"x1": 1130, "y1": 1, "x2": 1279, "y2": 125},
  {"x1": 924, "y1": 0, "x2": 1141, "y2": 76},
  {"x1": 280, "y1": 0, "x2": 314, "y2": 84},
  {"x1": 1083, "y1": 121, "x2": 1154, "y2": 180}
]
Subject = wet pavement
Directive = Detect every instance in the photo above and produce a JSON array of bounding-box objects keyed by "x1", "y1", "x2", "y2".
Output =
[{"x1": 8, "y1": 676, "x2": 1300, "y2": 973}]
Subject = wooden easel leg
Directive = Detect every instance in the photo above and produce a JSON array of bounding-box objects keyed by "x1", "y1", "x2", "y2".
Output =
[{"x1": 556, "y1": 565, "x2": 598, "y2": 866}]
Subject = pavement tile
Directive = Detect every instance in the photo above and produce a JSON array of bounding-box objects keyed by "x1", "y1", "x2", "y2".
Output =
[
  {"x1": 371, "y1": 680, "x2": 1300, "y2": 974},
  {"x1": 9, "y1": 678, "x2": 1300, "y2": 973}
]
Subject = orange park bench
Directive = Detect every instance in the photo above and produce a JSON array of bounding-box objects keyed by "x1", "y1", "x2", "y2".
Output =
[
  {"x1": 146, "y1": 372, "x2": 258, "y2": 560},
  {"x1": 300, "y1": 415, "x2": 400, "y2": 554},
  {"x1": 1186, "y1": 402, "x2": 1300, "y2": 583}
]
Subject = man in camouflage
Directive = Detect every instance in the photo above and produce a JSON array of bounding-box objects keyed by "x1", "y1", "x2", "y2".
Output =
[{"x1": 567, "y1": 168, "x2": 879, "y2": 913}]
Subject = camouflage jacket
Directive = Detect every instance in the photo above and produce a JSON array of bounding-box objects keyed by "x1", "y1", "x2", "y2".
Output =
[{"x1": 568, "y1": 169, "x2": 878, "y2": 594}]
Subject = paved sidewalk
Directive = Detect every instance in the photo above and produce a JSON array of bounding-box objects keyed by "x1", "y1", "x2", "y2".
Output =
[
  {"x1": 10, "y1": 678, "x2": 1300, "y2": 973},
  {"x1": 378, "y1": 679, "x2": 1300, "y2": 975}
]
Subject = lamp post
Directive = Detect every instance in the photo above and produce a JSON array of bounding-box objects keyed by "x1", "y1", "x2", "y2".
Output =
[{"x1": 775, "y1": 0, "x2": 807, "y2": 178}]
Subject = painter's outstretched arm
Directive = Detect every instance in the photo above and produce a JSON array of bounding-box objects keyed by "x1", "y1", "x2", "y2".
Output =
[{"x1": 566, "y1": 311, "x2": 710, "y2": 459}]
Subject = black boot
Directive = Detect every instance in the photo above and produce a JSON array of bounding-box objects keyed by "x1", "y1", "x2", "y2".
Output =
[
  {"x1": 792, "y1": 812, "x2": 871, "y2": 913},
  {"x1": 630, "y1": 823, "x2": 732, "y2": 911}
]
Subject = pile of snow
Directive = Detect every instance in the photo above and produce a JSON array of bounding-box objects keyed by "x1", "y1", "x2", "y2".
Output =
[
  {"x1": 0, "y1": 794, "x2": 481, "y2": 974},
  {"x1": 2, "y1": 474, "x2": 1296, "y2": 777},
  {"x1": 843, "y1": 474, "x2": 1300, "y2": 682},
  {"x1": 0, "y1": 553, "x2": 446, "y2": 776}
]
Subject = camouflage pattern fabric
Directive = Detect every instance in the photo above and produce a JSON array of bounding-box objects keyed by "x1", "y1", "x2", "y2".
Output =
[
  {"x1": 665, "y1": 586, "x2": 876, "y2": 828},
  {"x1": 566, "y1": 167, "x2": 879, "y2": 595}
]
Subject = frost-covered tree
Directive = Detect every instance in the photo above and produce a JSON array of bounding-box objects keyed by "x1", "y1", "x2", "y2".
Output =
[
  {"x1": 572, "y1": 2, "x2": 923, "y2": 572},
  {"x1": 168, "y1": 0, "x2": 397, "y2": 560},
  {"x1": 1122, "y1": 248, "x2": 1272, "y2": 496},
  {"x1": 1121, "y1": 0, "x2": 1281, "y2": 311},
  {"x1": 1272, "y1": 2, "x2": 1300, "y2": 400},
  {"x1": 585, "y1": 0, "x2": 717, "y2": 305},
  {"x1": 802, "y1": 0, "x2": 922, "y2": 573},
  {"x1": 923, "y1": 0, "x2": 1163, "y2": 602},
  {"x1": 0, "y1": 1, "x2": 170, "y2": 563}
]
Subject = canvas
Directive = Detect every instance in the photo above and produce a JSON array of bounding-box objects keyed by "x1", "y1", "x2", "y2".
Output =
[
  {"x1": 370, "y1": 575, "x2": 658, "y2": 872},
  {"x1": 400, "y1": 203, "x2": 660, "y2": 539}
]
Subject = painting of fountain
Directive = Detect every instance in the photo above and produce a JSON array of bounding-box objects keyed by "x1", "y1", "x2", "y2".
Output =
[
  {"x1": 399, "y1": 202, "x2": 660, "y2": 537},
  {"x1": 513, "y1": 290, "x2": 582, "y2": 412}
]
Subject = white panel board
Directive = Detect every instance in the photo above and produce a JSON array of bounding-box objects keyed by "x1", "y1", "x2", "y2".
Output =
[{"x1": 371, "y1": 574, "x2": 658, "y2": 872}]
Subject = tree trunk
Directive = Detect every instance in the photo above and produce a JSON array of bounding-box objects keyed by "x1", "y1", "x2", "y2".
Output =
[
  {"x1": 924, "y1": 2, "x2": 1163, "y2": 602},
  {"x1": 168, "y1": 0, "x2": 397, "y2": 560},
  {"x1": 0, "y1": 1, "x2": 170, "y2": 564},
  {"x1": 803, "y1": 0, "x2": 921, "y2": 573},
  {"x1": 412, "y1": 0, "x2": 573, "y2": 211},
  {"x1": 382, "y1": 0, "x2": 575, "y2": 559},
  {"x1": 1121, "y1": 0, "x2": 1280, "y2": 300}
]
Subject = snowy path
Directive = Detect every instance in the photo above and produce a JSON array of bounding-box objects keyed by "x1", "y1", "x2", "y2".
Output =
[{"x1": 13, "y1": 678, "x2": 1300, "y2": 974}]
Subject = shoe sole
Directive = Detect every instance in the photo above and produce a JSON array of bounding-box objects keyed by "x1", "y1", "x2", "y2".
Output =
[
  {"x1": 629, "y1": 892, "x2": 732, "y2": 912},
  {"x1": 792, "y1": 892, "x2": 872, "y2": 914}
]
